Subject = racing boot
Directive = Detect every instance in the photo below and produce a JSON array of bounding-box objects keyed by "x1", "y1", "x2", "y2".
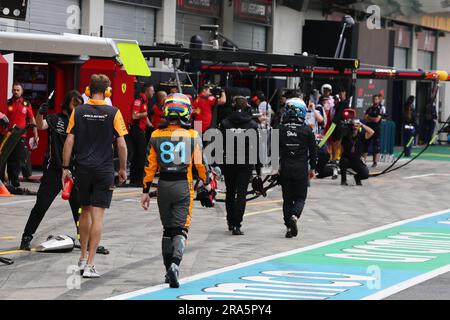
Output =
[
  {"x1": 289, "y1": 215, "x2": 299, "y2": 237},
  {"x1": 20, "y1": 234, "x2": 33, "y2": 251},
  {"x1": 161, "y1": 236, "x2": 173, "y2": 272},
  {"x1": 285, "y1": 228, "x2": 293, "y2": 238},
  {"x1": 232, "y1": 227, "x2": 244, "y2": 235},
  {"x1": 167, "y1": 263, "x2": 180, "y2": 288},
  {"x1": 172, "y1": 234, "x2": 186, "y2": 266}
]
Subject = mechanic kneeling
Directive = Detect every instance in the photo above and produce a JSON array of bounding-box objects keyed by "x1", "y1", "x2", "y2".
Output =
[{"x1": 340, "y1": 111, "x2": 374, "y2": 186}]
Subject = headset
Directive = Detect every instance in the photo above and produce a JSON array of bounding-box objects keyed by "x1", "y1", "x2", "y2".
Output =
[{"x1": 85, "y1": 86, "x2": 112, "y2": 98}]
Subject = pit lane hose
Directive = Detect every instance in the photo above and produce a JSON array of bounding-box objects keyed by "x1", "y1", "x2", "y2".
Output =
[
  {"x1": 370, "y1": 108, "x2": 450, "y2": 177},
  {"x1": 369, "y1": 135, "x2": 413, "y2": 177}
]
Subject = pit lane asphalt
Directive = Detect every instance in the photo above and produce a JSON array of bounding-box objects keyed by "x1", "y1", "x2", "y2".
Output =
[{"x1": 0, "y1": 159, "x2": 449, "y2": 300}]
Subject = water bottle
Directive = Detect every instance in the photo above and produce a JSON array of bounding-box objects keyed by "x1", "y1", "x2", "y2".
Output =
[{"x1": 62, "y1": 176, "x2": 74, "y2": 200}]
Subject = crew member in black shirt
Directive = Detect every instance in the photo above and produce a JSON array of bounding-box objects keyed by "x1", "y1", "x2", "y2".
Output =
[
  {"x1": 363, "y1": 94, "x2": 383, "y2": 167},
  {"x1": 340, "y1": 118, "x2": 374, "y2": 186},
  {"x1": 20, "y1": 90, "x2": 83, "y2": 250},
  {"x1": 63, "y1": 74, "x2": 128, "y2": 278},
  {"x1": 220, "y1": 96, "x2": 260, "y2": 235}
]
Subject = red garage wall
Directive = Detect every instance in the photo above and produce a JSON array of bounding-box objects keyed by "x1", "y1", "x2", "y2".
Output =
[{"x1": 79, "y1": 59, "x2": 136, "y2": 125}]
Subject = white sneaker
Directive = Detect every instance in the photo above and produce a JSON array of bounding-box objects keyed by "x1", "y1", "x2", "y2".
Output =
[
  {"x1": 332, "y1": 167, "x2": 338, "y2": 180},
  {"x1": 78, "y1": 259, "x2": 88, "y2": 275},
  {"x1": 83, "y1": 265, "x2": 100, "y2": 278}
]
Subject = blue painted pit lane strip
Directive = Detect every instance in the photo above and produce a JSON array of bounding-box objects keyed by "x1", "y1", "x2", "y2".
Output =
[{"x1": 108, "y1": 209, "x2": 450, "y2": 300}]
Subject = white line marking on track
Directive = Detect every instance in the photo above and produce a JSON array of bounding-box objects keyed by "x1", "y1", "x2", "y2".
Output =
[
  {"x1": 245, "y1": 208, "x2": 282, "y2": 217},
  {"x1": 221, "y1": 208, "x2": 282, "y2": 220},
  {"x1": 403, "y1": 173, "x2": 450, "y2": 179},
  {"x1": 0, "y1": 199, "x2": 34, "y2": 206},
  {"x1": 108, "y1": 208, "x2": 450, "y2": 300}
]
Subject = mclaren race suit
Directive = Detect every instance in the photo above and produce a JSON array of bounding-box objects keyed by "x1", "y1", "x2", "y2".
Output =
[{"x1": 143, "y1": 124, "x2": 210, "y2": 269}]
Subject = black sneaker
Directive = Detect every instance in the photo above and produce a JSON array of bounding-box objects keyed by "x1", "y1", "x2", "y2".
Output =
[
  {"x1": 289, "y1": 215, "x2": 298, "y2": 237},
  {"x1": 372, "y1": 162, "x2": 377, "y2": 168},
  {"x1": 228, "y1": 224, "x2": 233, "y2": 231},
  {"x1": 285, "y1": 229, "x2": 293, "y2": 238},
  {"x1": 20, "y1": 234, "x2": 33, "y2": 251},
  {"x1": 164, "y1": 274, "x2": 170, "y2": 284},
  {"x1": 341, "y1": 180, "x2": 348, "y2": 186},
  {"x1": 232, "y1": 227, "x2": 244, "y2": 235},
  {"x1": 167, "y1": 263, "x2": 180, "y2": 288},
  {"x1": 354, "y1": 176, "x2": 363, "y2": 186},
  {"x1": 10, "y1": 180, "x2": 20, "y2": 188}
]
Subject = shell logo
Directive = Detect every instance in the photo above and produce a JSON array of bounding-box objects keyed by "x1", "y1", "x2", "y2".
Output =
[{"x1": 436, "y1": 70, "x2": 449, "y2": 82}]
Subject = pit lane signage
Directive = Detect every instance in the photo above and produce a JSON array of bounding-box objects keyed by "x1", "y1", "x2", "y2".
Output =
[
  {"x1": 234, "y1": 0, "x2": 273, "y2": 25},
  {"x1": 177, "y1": 0, "x2": 221, "y2": 17},
  {"x1": 118, "y1": 0, "x2": 162, "y2": 8},
  {"x1": 0, "y1": 0, "x2": 28, "y2": 21},
  {"x1": 110, "y1": 209, "x2": 450, "y2": 300}
]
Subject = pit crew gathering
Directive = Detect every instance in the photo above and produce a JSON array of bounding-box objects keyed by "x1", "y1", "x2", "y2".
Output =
[{"x1": 0, "y1": 75, "x2": 409, "y2": 289}]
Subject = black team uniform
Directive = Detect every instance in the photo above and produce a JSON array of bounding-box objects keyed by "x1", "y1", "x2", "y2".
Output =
[
  {"x1": 363, "y1": 105, "x2": 382, "y2": 165},
  {"x1": 221, "y1": 107, "x2": 260, "y2": 235},
  {"x1": 20, "y1": 111, "x2": 80, "y2": 250},
  {"x1": 340, "y1": 127, "x2": 370, "y2": 186},
  {"x1": 279, "y1": 117, "x2": 317, "y2": 238}
]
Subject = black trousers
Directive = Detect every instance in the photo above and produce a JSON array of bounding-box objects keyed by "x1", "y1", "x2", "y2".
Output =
[
  {"x1": 23, "y1": 168, "x2": 80, "y2": 237},
  {"x1": 21, "y1": 145, "x2": 33, "y2": 178},
  {"x1": 316, "y1": 148, "x2": 334, "y2": 179},
  {"x1": 129, "y1": 125, "x2": 146, "y2": 185},
  {"x1": 224, "y1": 165, "x2": 253, "y2": 228},
  {"x1": 280, "y1": 165, "x2": 308, "y2": 227},
  {"x1": 339, "y1": 157, "x2": 369, "y2": 182},
  {"x1": 7, "y1": 138, "x2": 25, "y2": 184}
]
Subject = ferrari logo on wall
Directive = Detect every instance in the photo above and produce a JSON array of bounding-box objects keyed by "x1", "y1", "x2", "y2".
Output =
[{"x1": 121, "y1": 83, "x2": 127, "y2": 94}]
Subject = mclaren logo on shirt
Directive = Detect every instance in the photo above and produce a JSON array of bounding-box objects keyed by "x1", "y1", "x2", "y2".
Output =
[{"x1": 82, "y1": 114, "x2": 108, "y2": 121}]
